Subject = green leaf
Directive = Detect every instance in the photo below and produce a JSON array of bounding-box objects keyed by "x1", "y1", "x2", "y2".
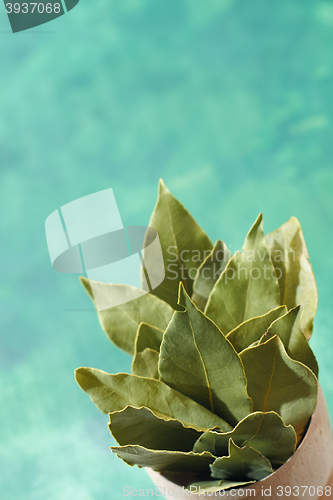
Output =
[
  {"x1": 109, "y1": 406, "x2": 201, "y2": 452},
  {"x1": 266, "y1": 217, "x2": 318, "y2": 339},
  {"x1": 259, "y1": 307, "x2": 318, "y2": 377},
  {"x1": 145, "y1": 179, "x2": 213, "y2": 309},
  {"x1": 205, "y1": 214, "x2": 280, "y2": 334},
  {"x1": 186, "y1": 479, "x2": 255, "y2": 493},
  {"x1": 134, "y1": 322, "x2": 164, "y2": 354},
  {"x1": 210, "y1": 439, "x2": 273, "y2": 481},
  {"x1": 193, "y1": 411, "x2": 296, "y2": 467},
  {"x1": 131, "y1": 322, "x2": 164, "y2": 379},
  {"x1": 110, "y1": 445, "x2": 216, "y2": 472},
  {"x1": 240, "y1": 335, "x2": 318, "y2": 435},
  {"x1": 80, "y1": 277, "x2": 173, "y2": 355},
  {"x1": 191, "y1": 240, "x2": 232, "y2": 311},
  {"x1": 159, "y1": 283, "x2": 252, "y2": 426},
  {"x1": 75, "y1": 368, "x2": 232, "y2": 432},
  {"x1": 131, "y1": 348, "x2": 159, "y2": 379},
  {"x1": 226, "y1": 306, "x2": 287, "y2": 353}
]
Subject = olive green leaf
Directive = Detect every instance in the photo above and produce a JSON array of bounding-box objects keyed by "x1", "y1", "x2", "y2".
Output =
[
  {"x1": 205, "y1": 214, "x2": 280, "y2": 334},
  {"x1": 159, "y1": 283, "x2": 252, "y2": 426},
  {"x1": 131, "y1": 348, "x2": 159, "y2": 379},
  {"x1": 210, "y1": 439, "x2": 273, "y2": 481},
  {"x1": 259, "y1": 307, "x2": 318, "y2": 377},
  {"x1": 248, "y1": 340, "x2": 260, "y2": 348},
  {"x1": 193, "y1": 411, "x2": 296, "y2": 467},
  {"x1": 240, "y1": 335, "x2": 318, "y2": 435},
  {"x1": 191, "y1": 240, "x2": 232, "y2": 311},
  {"x1": 110, "y1": 445, "x2": 216, "y2": 472},
  {"x1": 109, "y1": 406, "x2": 201, "y2": 452},
  {"x1": 80, "y1": 277, "x2": 173, "y2": 355},
  {"x1": 226, "y1": 306, "x2": 287, "y2": 353},
  {"x1": 186, "y1": 479, "x2": 255, "y2": 493},
  {"x1": 134, "y1": 322, "x2": 164, "y2": 354},
  {"x1": 75, "y1": 368, "x2": 232, "y2": 432},
  {"x1": 266, "y1": 217, "x2": 318, "y2": 339},
  {"x1": 145, "y1": 179, "x2": 213, "y2": 309}
]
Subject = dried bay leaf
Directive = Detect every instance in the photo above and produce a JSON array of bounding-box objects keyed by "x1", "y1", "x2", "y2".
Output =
[
  {"x1": 134, "y1": 322, "x2": 164, "y2": 354},
  {"x1": 80, "y1": 277, "x2": 173, "y2": 355},
  {"x1": 226, "y1": 306, "x2": 287, "y2": 353},
  {"x1": 131, "y1": 348, "x2": 159, "y2": 379},
  {"x1": 210, "y1": 440, "x2": 273, "y2": 481},
  {"x1": 259, "y1": 306, "x2": 318, "y2": 377},
  {"x1": 193, "y1": 411, "x2": 296, "y2": 467},
  {"x1": 75, "y1": 368, "x2": 232, "y2": 432},
  {"x1": 191, "y1": 240, "x2": 232, "y2": 311},
  {"x1": 110, "y1": 445, "x2": 216, "y2": 473},
  {"x1": 145, "y1": 180, "x2": 213, "y2": 309},
  {"x1": 205, "y1": 214, "x2": 280, "y2": 334},
  {"x1": 109, "y1": 406, "x2": 201, "y2": 452},
  {"x1": 159, "y1": 283, "x2": 252, "y2": 426},
  {"x1": 266, "y1": 217, "x2": 317, "y2": 339},
  {"x1": 240, "y1": 335, "x2": 317, "y2": 435}
]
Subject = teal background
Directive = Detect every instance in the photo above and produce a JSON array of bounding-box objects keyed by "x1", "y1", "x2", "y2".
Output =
[{"x1": 1, "y1": 0, "x2": 333, "y2": 498}]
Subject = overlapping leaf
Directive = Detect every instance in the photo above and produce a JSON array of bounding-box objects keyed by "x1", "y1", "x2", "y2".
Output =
[
  {"x1": 134, "y1": 323, "x2": 164, "y2": 354},
  {"x1": 145, "y1": 179, "x2": 213, "y2": 309},
  {"x1": 80, "y1": 277, "x2": 173, "y2": 354},
  {"x1": 131, "y1": 348, "x2": 159, "y2": 379},
  {"x1": 226, "y1": 306, "x2": 287, "y2": 353},
  {"x1": 193, "y1": 411, "x2": 296, "y2": 467},
  {"x1": 191, "y1": 240, "x2": 232, "y2": 311},
  {"x1": 210, "y1": 440, "x2": 273, "y2": 481},
  {"x1": 75, "y1": 368, "x2": 232, "y2": 432},
  {"x1": 240, "y1": 335, "x2": 318, "y2": 435},
  {"x1": 266, "y1": 217, "x2": 318, "y2": 339},
  {"x1": 110, "y1": 445, "x2": 216, "y2": 472},
  {"x1": 159, "y1": 284, "x2": 252, "y2": 426},
  {"x1": 109, "y1": 406, "x2": 201, "y2": 451},
  {"x1": 76, "y1": 181, "x2": 320, "y2": 486},
  {"x1": 205, "y1": 214, "x2": 280, "y2": 334},
  {"x1": 259, "y1": 307, "x2": 318, "y2": 377}
]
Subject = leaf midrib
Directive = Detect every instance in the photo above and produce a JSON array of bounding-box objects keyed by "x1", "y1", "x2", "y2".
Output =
[
  {"x1": 187, "y1": 312, "x2": 214, "y2": 413},
  {"x1": 243, "y1": 228, "x2": 261, "y2": 322},
  {"x1": 165, "y1": 194, "x2": 190, "y2": 294},
  {"x1": 262, "y1": 346, "x2": 278, "y2": 412}
]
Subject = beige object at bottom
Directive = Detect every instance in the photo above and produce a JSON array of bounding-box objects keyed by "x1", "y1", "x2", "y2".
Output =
[{"x1": 146, "y1": 385, "x2": 333, "y2": 500}]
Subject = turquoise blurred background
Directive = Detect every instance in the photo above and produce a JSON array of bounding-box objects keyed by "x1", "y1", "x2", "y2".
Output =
[{"x1": 1, "y1": 0, "x2": 333, "y2": 498}]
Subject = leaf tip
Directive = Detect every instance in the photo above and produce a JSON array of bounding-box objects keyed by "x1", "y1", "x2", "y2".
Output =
[
  {"x1": 74, "y1": 366, "x2": 93, "y2": 391},
  {"x1": 177, "y1": 281, "x2": 196, "y2": 311},
  {"x1": 255, "y1": 213, "x2": 263, "y2": 226},
  {"x1": 289, "y1": 215, "x2": 301, "y2": 227},
  {"x1": 74, "y1": 367, "x2": 84, "y2": 384},
  {"x1": 158, "y1": 178, "x2": 169, "y2": 195},
  {"x1": 79, "y1": 276, "x2": 94, "y2": 300}
]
